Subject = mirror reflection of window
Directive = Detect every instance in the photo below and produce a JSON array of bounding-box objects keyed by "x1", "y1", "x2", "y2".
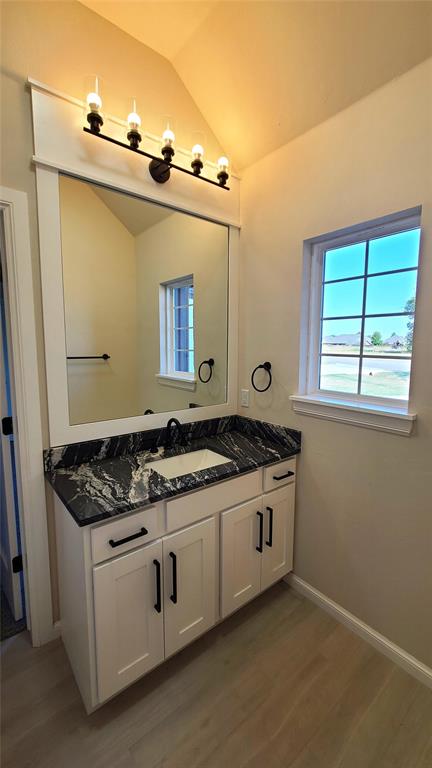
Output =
[{"x1": 161, "y1": 276, "x2": 195, "y2": 379}]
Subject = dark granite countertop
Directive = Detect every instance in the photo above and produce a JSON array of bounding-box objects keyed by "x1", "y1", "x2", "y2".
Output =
[{"x1": 45, "y1": 416, "x2": 301, "y2": 527}]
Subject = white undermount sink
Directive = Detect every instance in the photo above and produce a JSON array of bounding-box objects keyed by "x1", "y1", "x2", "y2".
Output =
[{"x1": 149, "y1": 449, "x2": 231, "y2": 480}]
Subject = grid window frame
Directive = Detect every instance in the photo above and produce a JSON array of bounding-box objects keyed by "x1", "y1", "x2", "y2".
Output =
[
  {"x1": 304, "y1": 212, "x2": 421, "y2": 409},
  {"x1": 159, "y1": 275, "x2": 195, "y2": 380}
]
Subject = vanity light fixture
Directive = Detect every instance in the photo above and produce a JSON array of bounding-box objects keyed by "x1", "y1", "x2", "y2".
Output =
[
  {"x1": 127, "y1": 100, "x2": 142, "y2": 150},
  {"x1": 191, "y1": 144, "x2": 204, "y2": 176},
  {"x1": 86, "y1": 77, "x2": 103, "y2": 134},
  {"x1": 217, "y1": 157, "x2": 229, "y2": 188},
  {"x1": 82, "y1": 86, "x2": 230, "y2": 190},
  {"x1": 161, "y1": 125, "x2": 175, "y2": 163}
]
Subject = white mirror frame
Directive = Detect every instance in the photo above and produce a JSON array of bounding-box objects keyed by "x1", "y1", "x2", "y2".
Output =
[
  {"x1": 30, "y1": 79, "x2": 240, "y2": 447},
  {"x1": 36, "y1": 165, "x2": 239, "y2": 446}
]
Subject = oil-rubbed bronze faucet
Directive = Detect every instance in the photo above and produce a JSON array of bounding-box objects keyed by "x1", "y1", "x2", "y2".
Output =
[{"x1": 164, "y1": 418, "x2": 186, "y2": 448}]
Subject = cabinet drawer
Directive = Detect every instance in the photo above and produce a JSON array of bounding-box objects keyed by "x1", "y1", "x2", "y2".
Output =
[
  {"x1": 263, "y1": 457, "x2": 296, "y2": 493},
  {"x1": 166, "y1": 470, "x2": 262, "y2": 532},
  {"x1": 91, "y1": 505, "x2": 165, "y2": 565}
]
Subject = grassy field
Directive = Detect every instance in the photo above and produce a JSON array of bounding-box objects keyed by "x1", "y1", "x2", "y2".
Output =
[
  {"x1": 320, "y1": 371, "x2": 409, "y2": 399},
  {"x1": 320, "y1": 354, "x2": 411, "y2": 399}
]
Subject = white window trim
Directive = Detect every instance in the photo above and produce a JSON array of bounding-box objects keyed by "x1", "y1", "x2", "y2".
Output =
[
  {"x1": 158, "y1": 275, "x2": 195, "y2": 388},
  {"x1": 155, "y1": 372, "x2": 196, "y2": 391},
  {"x1": 291, "y1": 207, "x2": 421, "y2": 436}
]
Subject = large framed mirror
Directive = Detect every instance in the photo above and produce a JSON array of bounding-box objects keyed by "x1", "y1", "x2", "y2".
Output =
[
  {"x1": 58, "y1": 175, "x2": 229, "y2": 425},
  {"x1": 36, "y1": 162, "x2": 238, "y2": 447}
]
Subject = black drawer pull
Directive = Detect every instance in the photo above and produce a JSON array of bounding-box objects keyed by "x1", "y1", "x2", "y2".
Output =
[
  {"x1": 153, "y1": 559, "x2": 162, "y2": 613},
  {"x1": 169, "y1": 551, "x2": 178, "y2": 604},
  {"x1": 256, "y1": 511, "x2": 264, "y2": 553},
  {"x1": 266, "y1": 506, "x2": 273, "y2": 548},
  {"x1": 108, "y1": 527, "x2": 148, "y2": 548},
  {"x1": 272, "y1": 471, "x2": 294, "y2": 481}
]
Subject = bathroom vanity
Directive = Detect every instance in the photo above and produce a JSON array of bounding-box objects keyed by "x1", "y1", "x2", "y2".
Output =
[{"x1": 47, "y1": 416, "x2": 301, "y2": 712}]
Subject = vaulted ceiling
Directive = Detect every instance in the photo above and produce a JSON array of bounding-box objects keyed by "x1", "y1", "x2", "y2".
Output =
[{"x1": 81, "y1": 1, "x2": 432, "y2": 170}]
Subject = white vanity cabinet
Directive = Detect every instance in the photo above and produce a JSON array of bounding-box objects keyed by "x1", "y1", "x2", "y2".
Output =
[
  {"x1": 220, "y1": 483, "x2": 295, "y2": 617},
  {"x1": 54, "y1": 456, "x2": 297, "y2": 712},
  {"x1": 163, "y1": 517, "x2": 217, "y2": 657},
  {"x1": 93, "y1": 539, "x2": 164, "y2": 702}
]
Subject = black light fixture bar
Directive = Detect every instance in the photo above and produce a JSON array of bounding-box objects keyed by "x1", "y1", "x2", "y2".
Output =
[{"x1": 83, "y1": 128, "x2": 230, "y2": 191}]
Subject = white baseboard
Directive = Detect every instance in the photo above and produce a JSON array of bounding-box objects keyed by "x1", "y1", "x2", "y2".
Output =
[{"x1": 286, "y1": 574, "x2": 432, "y2": 690}]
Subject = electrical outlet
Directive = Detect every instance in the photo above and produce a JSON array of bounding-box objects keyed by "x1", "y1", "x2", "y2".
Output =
[{"x1": 240, "y1": 389, "x2": 250, "y2": 407}]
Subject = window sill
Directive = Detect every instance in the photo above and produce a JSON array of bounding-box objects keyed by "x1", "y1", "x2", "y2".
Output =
[
  {"x1": 289, "y1": 394, "x2": 416, "y2": 436},
  {"x1": 156, "y1": 373, "x2": 197, "y2": 391}
]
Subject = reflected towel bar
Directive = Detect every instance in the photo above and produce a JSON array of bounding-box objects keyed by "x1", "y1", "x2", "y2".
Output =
[{"x1": 67, "y1": 354, "x2": 110, "y2": 360}]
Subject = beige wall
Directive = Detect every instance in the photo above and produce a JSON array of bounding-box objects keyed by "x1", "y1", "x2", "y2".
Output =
[
  {"x1": 0, "y1": 0, "x2": 223, "y2": 446},
  {"x1": 60, "y1": 176, "x2": 139, "y2": 424},
  {"x1": 136, "y1": 212, "x2": 229, "y2": 412},
  {"x1": 239, "y1": 59, "x2": 432, "y2": 666}
]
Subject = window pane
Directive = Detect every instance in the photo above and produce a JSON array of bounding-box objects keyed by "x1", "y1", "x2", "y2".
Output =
[
  {"x1": 362, "y1": 316, "x2": 413, "y2": 356},
  {"x1": 324, "y1": 242, "x2": 366, "y2": 282},
  {"x1": 365, "y1": 270, "x2": 417, "y2": 315},
  {"x1": 175, "y1": 305, "x2": 189, "y2": 327},
  {"x1": 174, "y1": 286, "x2": 189, "y2": 305},
  {"x1": 175, "y1": 328, "x2": 189, "y2": 350},
  {"x1": 360, "y1": 358, "x2": 411, "y2": 400},
  {"x1": 175, "y1": 349, "x2": 185, "y2": 371},
  {"x1": 368, "y1": 229, "x2": 420, "y2": 274},
  {"x1": 321, "y1": 319, "x2": 362, "y2": 355},
  {"x1": 319, "y1": 356, "x2": 360, "y2": 394},
  {"x1": 322, "y1": 278, "x2": 364, "y2": 318}
]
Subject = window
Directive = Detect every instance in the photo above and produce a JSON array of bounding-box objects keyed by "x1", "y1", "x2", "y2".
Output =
[
  {"x1": 292, "y1": 210, "x2": 421, "y2": 434},
  {"x1": 158, "y1": 276, "x2": 195, "y2": 388}
]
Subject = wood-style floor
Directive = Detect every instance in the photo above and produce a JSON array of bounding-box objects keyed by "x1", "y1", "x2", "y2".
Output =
[{"x1": 2, "y1": 583, "x2": 432, "y2": 768}]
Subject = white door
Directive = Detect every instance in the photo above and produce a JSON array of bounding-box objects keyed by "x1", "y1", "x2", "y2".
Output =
[
  {"x1": 93, "y1": 539, "x2": 164, "y2": 702},
  {"x1": 0, "y1": 266, "x2": 23, "y2": 621},
  {"x1": 221, "y1": 498, "x2": 262, "y2": 618},
  {"x1": 261, "y1": 484, "x2": 295, "y2": 590},
  {"x1": 163, "y1": 517, "x2": 216, "y2": 658}
]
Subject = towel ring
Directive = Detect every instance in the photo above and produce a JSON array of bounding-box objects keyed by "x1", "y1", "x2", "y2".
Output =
[
  {"x1": 198, "y1": 358, "x2": 214, "y2": 383},
  {"x1": 251, "y1": 361, "x2": 272, "y2": 392}
]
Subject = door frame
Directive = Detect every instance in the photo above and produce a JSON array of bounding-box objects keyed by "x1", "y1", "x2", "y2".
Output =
[{"x1": 0, "y1": 186, "x2": 57, "y2": 645}]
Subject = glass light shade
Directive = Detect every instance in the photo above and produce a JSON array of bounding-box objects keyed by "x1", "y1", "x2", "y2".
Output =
[
  {"x1": 192, "y1": 144, "x2": 204, "y2": 159},
  {"x1": 87, "y1": 92, "x2": 102, "y2": 112},
  {"x1": 127, "y1": 111, "x2": 141, "y2": 130},
  {"x1": 163, "y1": 127, "x2": 175, "y2": 146},
  {"x1": 218, "y1": 156, "x2": 229, "y2": 171}
]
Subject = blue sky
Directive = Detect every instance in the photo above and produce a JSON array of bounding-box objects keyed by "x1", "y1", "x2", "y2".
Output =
[{"x1": 323, "y1": 228, "x2": 420, "y2": 320}]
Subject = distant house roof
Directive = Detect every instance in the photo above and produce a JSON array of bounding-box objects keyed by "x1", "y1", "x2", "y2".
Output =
[
  {"x1": 323, "y1": 332, "x2": 372, "y2": 346},
  {"x1": 384, "y1": 333, "x2": 406, "y2": 346}
]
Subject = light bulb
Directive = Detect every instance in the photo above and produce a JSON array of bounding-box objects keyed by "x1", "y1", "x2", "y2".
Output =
[
  {"x1": 87, "y1": 92, "x2": 102, "y2": 112},
  {"x1": 192, "y1": 143, "x2": 204, "y2": 159},
  {"x1": 128, "y1": 111, "x2": 141, "y2": 131},
  {"x1": 218, "y1": 156, "x2": 229, "y2": 172},
  {"x1": 162, "y1": 127, "x2": 175, "y2": 146}
]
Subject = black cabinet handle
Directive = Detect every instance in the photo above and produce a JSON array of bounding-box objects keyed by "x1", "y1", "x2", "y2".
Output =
[
  {"x1": 256, "y1": 511, "x2": 264, "y2": 553},
  {"x1": 169, "y1": 551, "x2": 177, "y2": 604},
  {"x1": 266, "y1": 506, "x2": 273, "y2": 548},
  {"x1": 109, "y1": 527, "x2": 148, "y2": 548},
  {"x1": 153, "y1": 559, "x2": 162, "y2": 613},
  {"x1": 272, "y1": 471, "x2": 295, "y2": 481}
]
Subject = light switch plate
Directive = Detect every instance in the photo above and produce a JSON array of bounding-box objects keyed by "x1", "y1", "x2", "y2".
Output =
[{"x1": 240, "y1": 389, "x2": 250, "y2": 407}]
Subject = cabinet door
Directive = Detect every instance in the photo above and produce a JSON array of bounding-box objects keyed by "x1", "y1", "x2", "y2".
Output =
[
  {"x1": 163, "y1": 517, "x2": 216, "y2": 658},
  {"x1": 221, "y1": 498, "x2": 262, "y2": 618},
  {"x1": 261, "y1": 484, "x2": 295, "y2": 590},
  {"x1": 93, "y1": 539, "x2": 164, "y2": 702}
]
